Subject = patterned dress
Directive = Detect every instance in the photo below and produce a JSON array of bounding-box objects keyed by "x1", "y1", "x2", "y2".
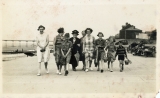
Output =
[
  {"x1": 83, "y1": 35, "x2": 95, "y2": 59},
  {"x1": 54, "y1": 34, "x2": 64, "y2": 64},
  {"x1": 94, "y1": 38, "x2": 106, "y2": 61},
  {"x1": 36, "y1": 33, "x2": 50, "y2": 63},
  {"x1": 106, "y1": 42, "x2": 116, "y2": 62},
  {"x1": 59, "y1": 40, "x2": 72, "y2": 65}
]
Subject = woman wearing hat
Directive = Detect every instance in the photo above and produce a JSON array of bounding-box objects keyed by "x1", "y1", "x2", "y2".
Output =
[
  {"x1": 94, "y1": 32, "x2": 106, "y2": 73},
  {"x1": 36, "y1": 25, "x2": 50, "y2": 76},
  {"x1": 69, "y1": 30, "x2": 81, "y2": 71},
  {"x1": 83, "y1": 28, "x2": 95, "y2": 72},
  {"x1": 105, "y1": 36, "x2": 116, "y2": 72},
  {"x1": 59, "y1": 33, "x2": 72, "y2": 76},
  {"x1": 53, "y1": 27, "x2": 64, "y2": 74}
]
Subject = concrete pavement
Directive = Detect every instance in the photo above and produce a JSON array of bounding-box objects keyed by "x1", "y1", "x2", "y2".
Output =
[{"x1": 2, "y1": 54, "x2": 156, "y2": 94}]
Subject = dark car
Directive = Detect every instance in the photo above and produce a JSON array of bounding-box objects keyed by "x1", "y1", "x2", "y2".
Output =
[{"x1": 115, "y1": 40, "x2": 128, "y2": 45}]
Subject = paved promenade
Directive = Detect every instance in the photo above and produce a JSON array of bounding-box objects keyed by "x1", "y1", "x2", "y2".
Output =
[{"x1": 2, "y1": 54, "x2": 156, "y2": 95}]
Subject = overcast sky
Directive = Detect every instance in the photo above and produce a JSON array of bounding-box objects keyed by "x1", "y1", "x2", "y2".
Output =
[{"x1": 2, "y1": 0, "x2": 156, "y2": 40}]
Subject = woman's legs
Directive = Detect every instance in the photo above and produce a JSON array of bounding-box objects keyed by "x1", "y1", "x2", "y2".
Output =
[
  {"x1": 64, "y1": 63, "x2": 69, "y2": 76},
  {"x1": 82, "y1": 60, "x2": 86, "y2": 70},
  {"x1": 110, "y1": 61, "x2": 113, "y2": 72},
  {"x1": 44, "y1": 62, "x2": 49, "y2": 73},
  {"x1": 108, "y1": 61, "x2": 110, "y2": 70},
  {"x1": 37, "y1": 62, "x2": 41, "y2": 76},
  {"x1": 59, "y1": 65, "x2": 62, "y2": 75},
  {"x1": 85, "y1": 59, "x2": 89, "y2": 72},
  {"x1": 100, "y1": 60, "x2": 104, "y2": 73}
]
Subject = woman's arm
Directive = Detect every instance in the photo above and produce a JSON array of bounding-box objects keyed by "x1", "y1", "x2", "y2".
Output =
[
  {"x1": 44, "y1": 35, "x2": 49, "y2": 48},
  {"x1": 36, "y1": 37, "x2": 43, "y2": 48},
  {"x1": 61, "y1": 49, "x2": 65, "y2": 57},
  {"x1": 65, "y1": 48, "x2": 71, "y2": 57},
  {"x1": 53, "y1": 36, "x2": 56, "y2": 51}
]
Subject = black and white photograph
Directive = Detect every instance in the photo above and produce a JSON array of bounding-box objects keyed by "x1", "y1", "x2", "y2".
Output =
[{"x1": 1, "y1": 0, "x2": 160, "y2": 98}]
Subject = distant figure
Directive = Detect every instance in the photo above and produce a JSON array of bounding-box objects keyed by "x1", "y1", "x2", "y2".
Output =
[
  {"x1": 94, "y1": 32, "x2": 106, "y2": 72},
  {"x1": 59, "y1": 33, "x2": 72, "y2": 76},
  {"x1": 80, "y1": 30, "x2": 86, "y2": 71},
  {"x1": 53, "y1": 27, "x2": 64, "y2": 74},
  {"x1": 83, "y1": 28, "x2": 95, "y2": 72},
  {"x1": 69, "y1": 30, "x2": 81, "y2": 71},
  {"x1": 115, "y1": 41, "x2": 128, "y2": 72},
  {"x1": 36, "y1": 25, "x2": 50, "y2": 76}
]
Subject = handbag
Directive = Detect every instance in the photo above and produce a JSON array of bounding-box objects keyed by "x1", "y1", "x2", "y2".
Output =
[
  {"x1": 125, "y1": 59, "x2": 132, "y2": 65},
  {"x1": 40, "y1": 48, "x2": 46, "y2": 52}
]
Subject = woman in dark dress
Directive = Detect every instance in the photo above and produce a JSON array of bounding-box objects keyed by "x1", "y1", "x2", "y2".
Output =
[{"x1": 69, "y1": 30, "x2": 81, "y2": 71}]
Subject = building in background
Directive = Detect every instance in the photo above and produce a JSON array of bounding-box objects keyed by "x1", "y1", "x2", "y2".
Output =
[{"x1": 119, "y1": 23, "x2": 142, "y2": 39}]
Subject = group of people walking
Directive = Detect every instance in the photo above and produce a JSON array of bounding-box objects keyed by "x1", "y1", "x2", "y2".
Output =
[{"x1": 36, "y1": 25, "x2": 129, "y2": 76}]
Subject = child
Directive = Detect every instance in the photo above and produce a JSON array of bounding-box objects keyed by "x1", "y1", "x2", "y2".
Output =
[
  {"x1": 59, "y1": 33, "x2": 72, "y2": 76},
  {"x1": 94, "y1": 32, "x2": 106, "y2": 73},
  {"x1": 115, "y1": 41, "x2": 128, "y2": 72}
]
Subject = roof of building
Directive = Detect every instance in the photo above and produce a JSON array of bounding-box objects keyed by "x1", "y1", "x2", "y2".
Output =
[{"x1": 126, "y1": 27, "x2": 142, "y2": 31}]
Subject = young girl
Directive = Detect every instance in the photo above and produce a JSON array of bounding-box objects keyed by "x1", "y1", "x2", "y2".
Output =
[
  {"x1": 94, "y1": 32, "x2": 106, "y2": 73},
  {"x1": 59, "y1": 33, "x2": 72, "y2": 76},
  {"x1": 105, "y1": 37, "x2": 116, "y2": 72}
]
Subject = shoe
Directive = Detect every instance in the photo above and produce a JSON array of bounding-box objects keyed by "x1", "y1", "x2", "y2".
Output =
[
  {"x1": 85, "y1": 68, "x2": 89, "y2": 72},
  {"x1": 120, "y1": 69, "x2": 122, "y2": 72},
  {"x1": 101, "y1": 70, "x2": 103, "y2": 73},
  {"x1": 37, "y1": 73, "x2": 41, "y2": 76},
  {"x1": 97, "y1": 68, "x2": 99, "y2": 71},
  {"x1": 89, "y1": 67, "x2": 93, "y2": 71},
  {"x1": 107, "y1": 68, "x2": 110, "y2": 71},
  {"x1": 46, "y1": 69, "x2": 49, "y2": 74},
  {"x1": 65, "y1": 71, "x2": 68, "y2": 76},
  {"x1": 110, "y1": 69, "x2": 113, "y2": 72},
  {"x1": 59, "y1": 72, "x2": 62, "y2": 75}
]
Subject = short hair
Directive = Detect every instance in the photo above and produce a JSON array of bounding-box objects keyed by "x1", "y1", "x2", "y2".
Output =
[
  {"x1": 57, "y1": 27, "x2": 64, "y2": 33},
  {"x1": 37, "y1": 25, "x2": 45, "y2": 31},
  {"x1": 85, "y1": 28, "x2": 93, "y2": 34}
]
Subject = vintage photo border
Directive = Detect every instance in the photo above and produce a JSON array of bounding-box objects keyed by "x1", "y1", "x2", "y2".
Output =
[{"x1": 0, "y1": 0, "x2": 160, "y2": 97}]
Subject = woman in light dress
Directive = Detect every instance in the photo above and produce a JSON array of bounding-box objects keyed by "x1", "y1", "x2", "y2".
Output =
[
  {"x1": 36, "y1": 25, "x2": 50, "y2": 76},
  {"x1": 83, "y1": 28, "x2": 95, "y2": 72}
]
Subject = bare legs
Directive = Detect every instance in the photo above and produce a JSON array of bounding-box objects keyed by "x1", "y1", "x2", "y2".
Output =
[
  {"x1": 119, "y1": 60, "x2": 124, "y2": 72},
  {"x1": 37, "y1": 62, "x2": 49, "y2": 76},
  {"x1": 108, "y1": 61, "x2": 113, "y2": 72},
  {"x1": 37, "y1": 62, "x2": 41, "y2": 76},
  {"x1": 100, "y1": 60, "x2": 104, "y2": 73}
]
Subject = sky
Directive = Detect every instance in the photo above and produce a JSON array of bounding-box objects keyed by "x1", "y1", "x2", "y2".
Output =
[{"x1": 2, "y1": 0, "x2": 157, "y2": 40}]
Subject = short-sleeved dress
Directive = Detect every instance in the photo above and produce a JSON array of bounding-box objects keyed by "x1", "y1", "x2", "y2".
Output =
[
  {"x1": 94, "y1": 38, "x2": 106, "y2": 61},
  {"x1": 54, "y1": 34, "x2": 64, "y2": 64},
  {"x1": 106, "y1": 42, "x2": 116, "y2": 62},
  {"x1": 59, "y1": 40, "x2": 72, "y2": 65},
  {"x1": 36, "y1": 33, "x2": 50, "y2": 63}
]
